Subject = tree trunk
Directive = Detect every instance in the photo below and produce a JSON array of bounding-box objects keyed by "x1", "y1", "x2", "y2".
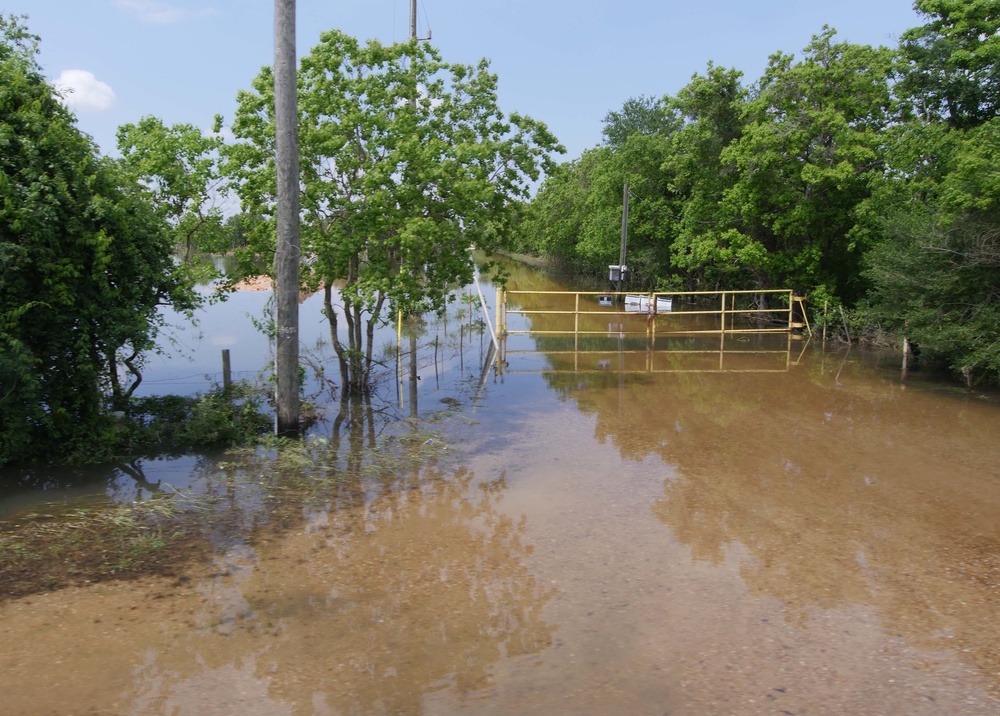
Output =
[{"x1": 324, "y1": 284, "x2": 349, "y2": 391}]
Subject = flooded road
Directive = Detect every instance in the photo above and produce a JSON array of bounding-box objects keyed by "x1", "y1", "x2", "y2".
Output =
[{"x1": 2, "y1": 272, "x2": 999, "y2": 714}]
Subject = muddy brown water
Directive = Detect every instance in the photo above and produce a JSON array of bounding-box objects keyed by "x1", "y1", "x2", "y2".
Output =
[{"x1": 2, "y1": 276, "x2": 999, "y2": 714}]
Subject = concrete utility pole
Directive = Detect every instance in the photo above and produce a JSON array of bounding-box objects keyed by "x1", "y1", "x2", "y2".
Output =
[
  {"x1": 274, "y1": 0, "x2": 300, "y2": 438},
  {"x1": 409, "y1": 0, "x2": 430, "y2": 42},
  {"x1": 408, "y1": 0, "x2": 419, "y2": 419}
]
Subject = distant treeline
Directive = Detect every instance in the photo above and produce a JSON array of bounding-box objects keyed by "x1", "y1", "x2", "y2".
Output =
[{"x1": 510, "y1": 1, "x2": 1000, "y2": 386}]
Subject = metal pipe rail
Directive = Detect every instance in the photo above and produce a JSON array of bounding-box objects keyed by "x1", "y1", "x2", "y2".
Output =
[{"x1": 498, "y1": 289, "x2": 810, "y2": 338}]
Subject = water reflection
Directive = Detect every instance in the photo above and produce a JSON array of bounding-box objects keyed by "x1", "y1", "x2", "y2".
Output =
[
  {"x1": 542, "y1": 349, "x2": 1000, "y2": 690},
  {"x1": 0, "y1": 454, "x2": 222, "y2": 519},
  {"x1": 3, "y1": 258, "x2": 999, "y2": 712},
  {"x1": 112, "y1": 463, "x2": 553, "y2": 715},
  {"x1": 0, "y1": 270, "x2": 499, "y2": 516}
]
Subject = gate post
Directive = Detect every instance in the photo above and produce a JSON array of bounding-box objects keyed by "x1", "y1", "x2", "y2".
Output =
[{"x1": 495, "y1": 286, "x2": 502, "y2": 336}]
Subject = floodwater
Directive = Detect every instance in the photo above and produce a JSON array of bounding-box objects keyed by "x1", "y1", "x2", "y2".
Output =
[{"x1": 2, "y1": 265, "x2": 999, "y2": 714}]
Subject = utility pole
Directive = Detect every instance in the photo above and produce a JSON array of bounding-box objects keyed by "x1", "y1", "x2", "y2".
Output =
[
  {"x1": 274, "y1": 0, "x2": 300, "y2": 438},
  {"x1": 618, "y1": 181, "x2": 629, "y2": 294},
  {"x1": 408, "y1": 0, "x2": 419, "y2": 419},
  {"x1": 409, "y1": 0, "x2": 431, "y2": 43}
]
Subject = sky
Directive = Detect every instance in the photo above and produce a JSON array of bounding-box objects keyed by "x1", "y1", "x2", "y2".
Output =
[{"x1": 8, "y1": 0, "x2": 925, "y2": 163}]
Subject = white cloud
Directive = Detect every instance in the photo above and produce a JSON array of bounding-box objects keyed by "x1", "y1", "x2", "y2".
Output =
[
  {"x1": 53, "y1": 70, "x2": 117, "y2": 112},
  {"x1": 113, "y1": 0, "x2": 219, "y2": 25}
]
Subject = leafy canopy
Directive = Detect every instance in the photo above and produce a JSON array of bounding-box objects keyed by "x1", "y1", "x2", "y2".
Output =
[
  {"x1": 222, "y1": 29, "x2": 562, "y2": 392},
  {"x1": 117, "y1": 116, "x2": 230, "y2": 264},
  {"x1": 225, "y1": 30, "x2": 563, "y2": 315},
  {"x1": 0, "y1": 14, "x2": 199, "y2": 466}
]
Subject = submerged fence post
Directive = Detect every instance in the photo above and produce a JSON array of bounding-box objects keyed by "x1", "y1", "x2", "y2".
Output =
[
  {"x1": 495, "y1": 286, "x2": 502, "y2": 337},
  {"x1": 501, "y1": 288, "x2": 507, "y2": 335},
  {"x1": 222, "y1": 349, "x2": 232, "y2": 392},
  {"x1": 902, "y1": 336, "x2": 911, "y2": 382},
  {"x1": 823, "y1": 300, "x2": 828, "y2": 344},
  {"x1": 840, "y1": 305, "x2": 852, "y2": 344},
  {"x1": 574, "y1": 292, "x2": 580, "y2": 353}
]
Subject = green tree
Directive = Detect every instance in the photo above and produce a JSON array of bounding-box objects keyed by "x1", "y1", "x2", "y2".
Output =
[
  {"x1": 667, "y1": 63, "x2": 749, "y2": 290},
  {"x1": 571, "y1": 132, "x2": 679, "y2": 287},
  {"x1": 716, "y1": 29, "x2": 894, "y2": 302},
  {"x1": 223, "y1": 30, "x2": 562, "y2": 393},
  {"x1": 117, "y1": 115, "x2": 230, "y2": 263},
  {"x1": 860, "y1": 3, "x2": 1000, "y2": 385},
  {"x1": 518, "y1": 148, "x2": 607, "y2": 264},
  {"x1": 864, "y1": 208, "x2": 1000, "y2": 385},
  {"x1": 864, "y1": 117, "x2": 1000, "y2": 384},
  {"x1": 601, "y1": 94, "x2": 679, "y2": 148},
  {"x1": 520, "y1": 94, "x2": 683, "y2": 286},
  {"x1": 897, "y1": 0, "x2": 1000, "y2": 130},
  {"x1": 0, "y1": 15, "x2": 198, "y2": 466}
]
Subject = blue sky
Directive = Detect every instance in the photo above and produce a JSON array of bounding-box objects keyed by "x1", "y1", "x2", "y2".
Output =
[{"x1": 9, "y1": 1, "x2": 924, "y2": 163}]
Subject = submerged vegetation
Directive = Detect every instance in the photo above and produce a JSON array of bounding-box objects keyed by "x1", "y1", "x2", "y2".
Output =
[
  {"x1": 0, "y1": 499, "x2": 205, "y2": 599},
  {"x1": 119, "y1": 381, "x2": 273, "y2": 456},
  {"x1": 0, "y1": 409, "x2": 458, "y2": 601},
  {"x1": 0, "y1": 381, "x2": 273, "y2": 470}
]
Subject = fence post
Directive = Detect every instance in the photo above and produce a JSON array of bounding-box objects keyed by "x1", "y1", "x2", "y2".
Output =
[
  {"x1": 495, "y1": 286, "x2": 502, "y2": 337},
  {"x1": 222, "y1": 349, "x2": 232, "y2": 392},
  {"x1": 500, "y1": 288, "x2": 507, "y2": 335},
  {"x1": 574, "y1": 292, "x2": 580, "y2": 351}
]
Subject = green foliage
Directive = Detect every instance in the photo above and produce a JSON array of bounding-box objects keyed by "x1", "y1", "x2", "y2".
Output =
[
  {"x1": 717, "y1": 29, "x2": 894, "y2": 300},
  {"x1": 0, "y1": 15, "x2": 200, "y2": 466},
  {"x1": 526, "y1": 32, "x2": 896, "y2": 301},
  {"x1": 521, "y1": 12, "x2": 1000, "y2": 384},
  {"x1": 666, "y1": 63, "x2": 749, "y2": 289},
  {"x1": 863, "y1": 2, "x2": 1000, "y2": 384},
  {"x1": 223, "y1": 29, "x2": 563, "y2": 392},
  {"x1": 122, "y1": 381, "x2": 272, "y2": 454},
  {"x1": 864, "y1": 208, "x2": 1000, "y2": 383},
  {"x1": 520, "y1": 96, "x2": 683, "y2": 287},
  {"x1": 116, "y1": 115, "x2": 230, "y2": 262},
  {"x1": 517, "y1": 148, "x2": 607, "y2": 265},
  {"x1": 601, "y1": 94, "x2": 679, "y2": 148},
  {"x1": 865, "y1": 118, "x2": 1000, "y2": 384},
  {"x1": 897, "y1": 0, "x2": 1000, "y2": 129}
]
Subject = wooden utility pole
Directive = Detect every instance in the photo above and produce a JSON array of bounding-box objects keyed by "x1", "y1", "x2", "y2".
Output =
[{"x1": 274, "y1": 0, "x2": 300, "y2": 437}]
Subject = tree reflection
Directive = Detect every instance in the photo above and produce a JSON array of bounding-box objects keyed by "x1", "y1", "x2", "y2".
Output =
[
  {"x1": 121, "y1": 412, "x2": 555, "y2": 715},
  {"x1": 542, "y1": 355, "x2": 1000, "y2": 688}
]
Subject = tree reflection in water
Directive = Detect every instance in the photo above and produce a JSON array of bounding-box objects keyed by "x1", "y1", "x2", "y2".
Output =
[
  {"x1": 119, "y1": 395, "x2": 555, "y2": 715},
  {"x1": 543, "y1": 356, "x2": 1000, "y2": 692}
]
